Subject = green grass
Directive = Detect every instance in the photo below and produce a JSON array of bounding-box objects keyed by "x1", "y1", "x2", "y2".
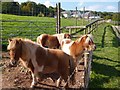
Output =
[
  {"x1": 1, "y1": 14, "x2": 120, "y2": 88},
  {"x1": 88, "y1": 23, "x2": 120, "y2": 88},
  {"x1": 1, "y1": 14, "x2": 88, "y2": 50},
  {"x1": 1, "y1": 14, "x2": 56, "y2": 44}
]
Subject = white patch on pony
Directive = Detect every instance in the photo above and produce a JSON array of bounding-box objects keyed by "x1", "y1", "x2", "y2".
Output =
[
  {"x1": 61, "y1": 40, "x2": 74, "y2": 55},
  {"x1": 53, "y1": 33, "x2": 65, "y2": 44},
  {"x1": 85, "y1": 37, "x2": 91, "y2": 44},
  {"x1": 85, "y1": 34, "x2": 93, "y2": 44},
  {"x1": 31, "y1": 58, "x2": 44, "y2": 72},
  {"x1": 87, "y1": 34, "x2": 93, "y2": 40},
  {"x1": 56, "y1": 76, "x2": 61, "y2": 87},
  {"x1": 7, "y1": 41, "x2": 16, "y2": 50},
  {"x1": 39, "y1": 65, "x2": 44, "y2": 72},
  {"x1": 31, "y1": 73, "x2": 35, "y2": 87},
  {"x1": 62, "y1": 38, "x2": 72, "y2": 44},
  {"x1": 39, "y1": 34, "x2": 44, "y2": 40},
  {"x1": 23, "y1": 40, "x2": 44, "y2": 73}
]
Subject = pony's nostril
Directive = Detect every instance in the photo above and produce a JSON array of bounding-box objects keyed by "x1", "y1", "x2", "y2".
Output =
[
  {"x1": 95, "y1": 45, "x2": 97, "y2": 49},
  {"x1": 94, "y1": 45, "x2": 96, "y2": 50}
]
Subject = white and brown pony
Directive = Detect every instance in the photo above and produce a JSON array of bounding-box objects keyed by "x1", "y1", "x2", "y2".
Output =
[
  {"x1": 7, "y1": 38, "x2": 75, "y2": 88},
  {"x1": 36, "y1": 33, "x2": 71, "y2": 49},
  {"x1": 61, "y1": 34, "x2": 96, "y2": 63}
]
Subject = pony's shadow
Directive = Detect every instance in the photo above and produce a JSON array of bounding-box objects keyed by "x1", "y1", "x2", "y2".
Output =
[
  {"x1": 89, "y1": 55, "x2": 120, "y2": 88},
  {"x1": 34, "y1": 83, "x2": 60, "y2": 89},
  {"x1": 34, "y1": 73, "x2": 62, "y2": 89},
  {"x1": 93, "y1": 55, "x2": 120, "y2": 64}
]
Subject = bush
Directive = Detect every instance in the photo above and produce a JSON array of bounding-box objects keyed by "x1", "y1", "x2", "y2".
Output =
[{"x1": 37, "y1": 12, "x2": 44, "y2": 17}]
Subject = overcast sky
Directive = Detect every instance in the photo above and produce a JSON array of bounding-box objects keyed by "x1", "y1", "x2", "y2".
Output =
[{"x1": 12, "y1": 0, "x2": 120, "y2": 12}]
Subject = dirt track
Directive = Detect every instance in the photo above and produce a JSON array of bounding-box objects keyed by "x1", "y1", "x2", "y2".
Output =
[{"x1": 1, "y1": 52, "x2": 85, "y2": 89}]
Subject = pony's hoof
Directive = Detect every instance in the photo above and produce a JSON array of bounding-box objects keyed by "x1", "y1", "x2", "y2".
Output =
[{"x1": 30, "y1": 85, "x2": 35, "y2": 88}]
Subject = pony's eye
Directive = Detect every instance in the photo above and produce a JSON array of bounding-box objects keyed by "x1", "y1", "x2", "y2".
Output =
[{"x1": 89, "y1": 41, "x2": 91, "y2": 44}]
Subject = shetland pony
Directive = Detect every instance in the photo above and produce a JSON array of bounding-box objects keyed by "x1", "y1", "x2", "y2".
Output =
[
  {"x1": 61, "y1": 34, "x2": 96, "y2": 63},
  {"x1": 36, "y1": 33, "x2": 71, "y2": 49},
  {"x1": 7, "y1": 38, "x2": 75, "y2": 88}
]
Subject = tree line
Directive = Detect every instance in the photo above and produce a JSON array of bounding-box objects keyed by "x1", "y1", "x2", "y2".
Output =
[
  {"x1": 1, "y1": 1, "x2": 119, "y2": 22},
  {"x1": 98, "y1": 12, "x2": 120, "y2": 22},
  {"x1": 1, "y1": 1, "x2": 56, "y2": 17}
]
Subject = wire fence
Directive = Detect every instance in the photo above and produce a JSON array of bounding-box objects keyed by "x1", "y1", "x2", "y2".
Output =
[{"x1": 2, "y1": 20, "x2": 56, "y2": 50}]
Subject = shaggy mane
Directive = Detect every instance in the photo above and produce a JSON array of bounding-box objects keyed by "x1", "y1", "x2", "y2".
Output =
[{"x1": 11, "y1": 37, "x2": 37, "y2": 45}]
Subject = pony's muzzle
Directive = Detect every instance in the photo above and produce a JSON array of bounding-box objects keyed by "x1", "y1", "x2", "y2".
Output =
[
  {"x1": 93, "y1": 45, "x2": 96, "y2": 51},
  {"x1": 9, "y1": 60, "x2": 17, "y2": 67}
]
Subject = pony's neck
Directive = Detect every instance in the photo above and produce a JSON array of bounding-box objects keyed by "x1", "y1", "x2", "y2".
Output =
[
  {"x1": 75, "y1": 40, "x2": 85, "y2": 56},
  {"x1": 20, "y1": 40, "x2": 31, "y2": 61},
  {"x1": 20, "y1": 40, "x2": 45, "y2": 61}
]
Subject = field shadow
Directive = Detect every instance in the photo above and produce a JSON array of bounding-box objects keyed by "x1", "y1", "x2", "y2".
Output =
[
  {"x1": 110, "y1": 27, "x2": 120, "y2": 47},
  {"x1": 101, "y1": 27, "x2": 106, "y2": 48},
  {"x1": 93, "y1": 55, "x2": 120, "y2": 64},
  {"x1": 112, "y1": 37, "x2": 120, "y2": 47},
  {"x1": 101, "y1": 25, "x2": 120, "y2": 48},
  {"x1": 92, "y1": 61, "x2": 119, "y2": 77},
  {"x1": 89, "y1": 55, "x2": 120, "y2": 88}
]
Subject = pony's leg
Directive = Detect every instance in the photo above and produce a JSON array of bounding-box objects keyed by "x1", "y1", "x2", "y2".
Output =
[
  {"x1": 61, "y1": 74, "x2": 69, "y2": 88},
  {"x1": 31, "y1": 66, "x2": 44, "y2": 88},
  {"x1": 30, "y1": 72, "x2": 37, "y2": 88},
  {"x1": 56, "y1": 76, "x2": 62, "y2": 87}
]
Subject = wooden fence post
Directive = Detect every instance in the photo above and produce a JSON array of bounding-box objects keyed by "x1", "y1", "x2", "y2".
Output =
[
  {"x1": 88, "y1": 26, "x2": 90, "y2": 33},
  {"x1": 84, "y1": 51, "x2": 93, "y2": 88},
  {"x1": 84, "y1": 51, "x2": 89, "y2": 88},
  {"x1": 56, "y1": 3, "x2": 58, "y2": 34},
  {"x1": 84, "y1": 28, "x2": 87, "y2": 34},
  {"x1": 56, "y1": 2, "x2": 61, "y2": 34}
]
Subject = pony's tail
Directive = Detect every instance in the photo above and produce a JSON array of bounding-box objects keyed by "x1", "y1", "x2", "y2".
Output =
[{"x1": 69, "y1": 57, "x2": 76, "y2": 85}]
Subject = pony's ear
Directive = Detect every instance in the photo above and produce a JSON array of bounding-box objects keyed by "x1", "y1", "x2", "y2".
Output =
[
  {"x1": 16, "y1": 38, "x2": 22, "y2": 44},
  {"x1": 19, "y1": 38, "x2": 22, "y2": 42},
  {"x1": 19, "y1": 39, "x2": 22, "y2": 43},
  {"x1": 8, "y1": 38, "x2": 12, "y2": 43},
  {"x1": 81, "y1": 35, "x2": 88, "y2": 42}
]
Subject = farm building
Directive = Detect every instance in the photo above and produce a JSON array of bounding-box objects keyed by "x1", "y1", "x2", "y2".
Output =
[{"x1": 61, "y1": 10, "x2": 101, "y2": 19}]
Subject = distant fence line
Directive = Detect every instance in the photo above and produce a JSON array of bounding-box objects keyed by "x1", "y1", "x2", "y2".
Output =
[
  {"x1": 2, "y1": 20, "x2": 55, "y2": 29},
  {"x1": 60, "y1": 19, "x2": 105, "y2": 37},
  {"x1": 2, "y1": 18, "x2": 105, "y2": 46}
]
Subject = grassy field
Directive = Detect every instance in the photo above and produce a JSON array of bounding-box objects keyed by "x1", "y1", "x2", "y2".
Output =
[
  {"x1": 1, "y1": 14, "x2": 120, "y2": 88},
  {"x1": 88, "y1": 24, "x2": 120, "y2": 88},
  {"x1": 1, "y1": 14, "x2": 88, "y2": 49}
]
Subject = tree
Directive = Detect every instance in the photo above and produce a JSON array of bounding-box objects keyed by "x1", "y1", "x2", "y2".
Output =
[
  {"x1": 112, "y1": 13, "x2": 120, "y2": 21},
  {"x1": 2, "y1": 2, "x2": 20, "y2": 15},
  {"x1": 1, "y1": 1, "x2": 56, "y2": 17},
  {"x1": 48, "y1": 6, "x2": 56, "y2": 17},
  {"x1": 21, "y1": 1, "x2": 37, "y2": 16}
]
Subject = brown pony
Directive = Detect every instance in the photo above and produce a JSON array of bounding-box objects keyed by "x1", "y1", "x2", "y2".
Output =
[
  {"x1": 36, "y1": 33, "x2": 71, "y2": 49},
  {"x1": 7, "y1": 38, "x2": 75, "y2": 88},
  {"x1": 61, "y1": 34, "x2": 96, "y2": 63}
]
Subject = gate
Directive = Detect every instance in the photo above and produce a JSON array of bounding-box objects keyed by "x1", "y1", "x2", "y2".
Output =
[{"x1": 2, "y1": 20, "x2": 56, "y2": 50}]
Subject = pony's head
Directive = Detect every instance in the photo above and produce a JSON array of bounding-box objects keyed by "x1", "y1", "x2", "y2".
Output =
[
  {"x1": 64, "y1": 33, "x2": 71, "y2": 39},
  {"x1": 78, "y1": 34, "x2": 96, "y2": 51},
  {"x1": 7, "y1": 38, "x2": 22, "y2": 66}
]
